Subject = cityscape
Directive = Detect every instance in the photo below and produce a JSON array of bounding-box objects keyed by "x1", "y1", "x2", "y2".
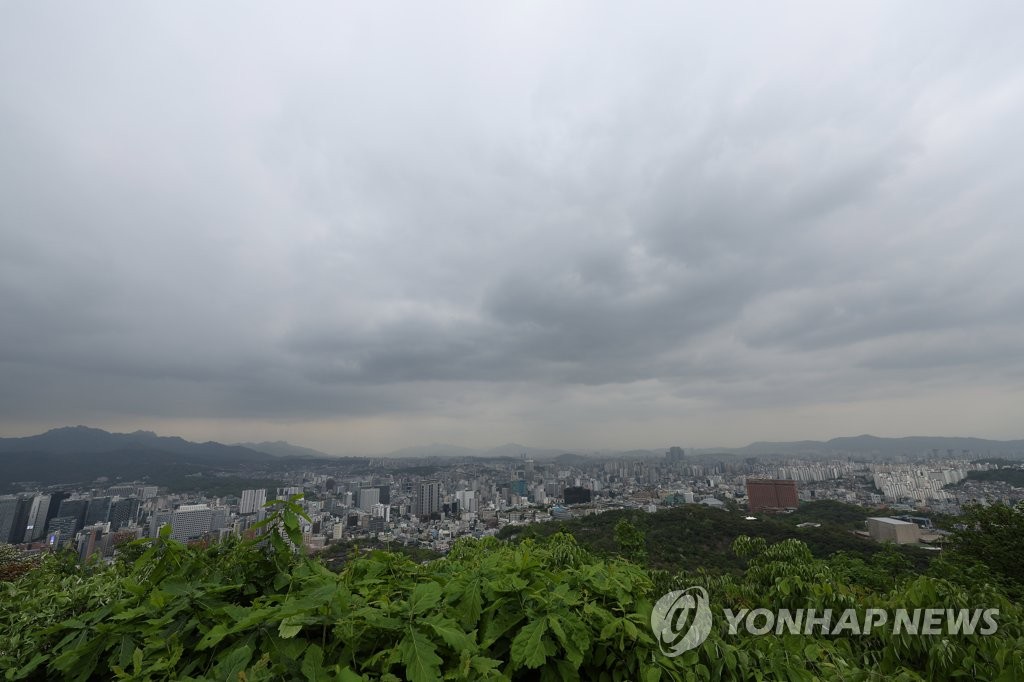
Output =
[{"x1": 3, "y1": 430, "x2": 1022, "y2": 564}]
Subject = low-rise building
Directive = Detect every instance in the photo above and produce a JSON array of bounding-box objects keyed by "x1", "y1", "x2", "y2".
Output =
[{"x1": 866, "y1": 517, "x2": 920, "y2": 544}]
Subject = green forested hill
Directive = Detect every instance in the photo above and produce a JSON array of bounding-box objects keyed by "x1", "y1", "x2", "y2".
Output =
[{"x1": 499, "y1": 502, "x2": 927, "y2": 574}]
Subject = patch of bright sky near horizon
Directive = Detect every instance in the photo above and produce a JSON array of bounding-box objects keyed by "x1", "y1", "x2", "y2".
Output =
[{"x1": 1, "y1": 2, "x2": 1023, "y2": 454}]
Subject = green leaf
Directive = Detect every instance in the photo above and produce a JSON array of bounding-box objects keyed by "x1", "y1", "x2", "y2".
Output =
[
  {"x1": 196, "y1": 624, "x2": 229, "y2": 650},
  {"x1": 301, "y1": 644, "x2": 325, "y2": 681},
  {"x1": 470, "y1": 655, "x2": 504, "y2": 676},
  {"x1": 211, "y1": 644, "x2": 252, "y2": 678},
  {"x1": 116, "y1": 635, "x2": 135, "y2": 670},
  {"x1": 279, "y1": 617, "x2": 303, "y2": 639},
  {"x1": 397, "y1": 627, "x2": 443, "y2": 682},
  {"x1": 409, "y1": 581, "x2": 442, "y2": 615},
  {"x1": 12, "y1": 653, "x2": 48, "y2": 680},
  {"x1": 427, "y1": 617, "x2": 476, "y2": 651},
  {"x1": 643, "y1": 665, "x2": 662, "y2": 682},
  {"x1": 449, "y1": 576, "x2": 484, "y2": 628},
  {"x1": 511, "y1": 619, "x2": 549, "y2": 669}
]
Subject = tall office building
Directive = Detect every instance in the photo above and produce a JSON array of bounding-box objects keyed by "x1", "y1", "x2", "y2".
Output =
[
  {"x1": 85, "y1": 496, "x2": 112, "y2": 525},
  {"x1": 170, "y1": 504, "x2": 213, "y2": 542},
  {"x1": 240, "y1": 489, "x2": 267, "y2": 515},
  {"x1": 415, "y1": 480, "x2": 441, "y2": 518},
  {"x1": 148, "y1": 511, "x2": 172, "y2": 538},
  {"x1": 370, "y1": 503, "x2": 390, "y2": 522},
  {"x1": 746, "y1": 479, "x2": 799, "y2": 513},
  {"x1": 210, "y1": 507, "x2": 230, "y2": 533},
  {"x1": 77, "y1": 526, "x2": 105, "y2": 562},
  {"x1": 46, "y1": 516, "x2": 81, "y2": 547},
  {"x1": 43, "y1": 491, "x2": 70, "y2": 534},
  {"x1": 57, "y1": 499, "x2": 89, "y2": 532},
  {"x1": 358, "y1": 487, "x2": 380, "y2": 511},
  {"x1": 0, "y1": 495, "x2": 33, "y2": 544},
  {"x1": 22, "y1": 494, "x2": 50, "y2": 542},
  {"x1": 109, "y1": 498, "x2": 141, "y2": 531},
  {"x1": 455, "y1": 490, "x2": 478, "y2": 515}
]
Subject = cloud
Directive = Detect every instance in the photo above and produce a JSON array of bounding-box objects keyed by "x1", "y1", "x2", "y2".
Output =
[{"x1": 2, "y1": 2, "x2": 1023, "y2": 451}]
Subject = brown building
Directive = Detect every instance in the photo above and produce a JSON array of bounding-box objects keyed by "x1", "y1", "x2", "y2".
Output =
[{"x1": 746, "y1": 479, "x2": 799, "y2": 513}]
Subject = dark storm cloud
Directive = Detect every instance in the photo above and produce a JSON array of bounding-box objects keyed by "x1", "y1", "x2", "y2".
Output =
[{"x1": 2, "y1": 2, "x2": 1024, "y2": 449}]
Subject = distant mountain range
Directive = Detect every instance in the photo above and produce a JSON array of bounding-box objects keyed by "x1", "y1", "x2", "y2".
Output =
[
  {"x1": 234, "y1": 440, "x2": 334, "y2": 459},
  {"x1": 3, "y1": 426, "x2": 1023, "y2": 490},
  {"x1": 378, "y1": 442, "x2": 570, "y2": 459},
  {"x1": 0, "y1": 426, "x2": 280, "y2": 489},
  {"x1": 377, "y1": 436, "x2": 1024, "y2": 460},
  {"x1": 0, "y1": 426, "x2": 272, "y2": 459},
  {"x1": 692, "y1": 434, "x2": 1024, "y2": 458}
]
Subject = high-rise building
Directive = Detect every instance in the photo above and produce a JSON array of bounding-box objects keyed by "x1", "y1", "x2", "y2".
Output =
[
  {"x1": 77, "y1": 525, "x2": 105, "y2": 562},
  {"x1": 240, "y1": 489, "x2": 267, "y2": 515},
  {"x1": 109, "y1": 498, "x2": 140, "y2": 531},
  {"x1": 415, "y1": 480, "x2": 441, "y2": 518},
  {"x1": 22, "y1": 494, "x2": 51, "y2": 542},
  {"x1": 170, "y1": 504, "x2": 213, "y2": 542},
  {"x1": 0, "y1": 495, "x2": 33, "y2": 544},
  {"x1": 42, "y1": 491, "x2": 70, "y2": 534},
  {"x1": 666, "y1": 446, "x2": 685, "y2": 462},
  {"x1": 455, "y1": 490, "x2": 478, "y2": 515},
  {"x1": 370, "y1": 503, "x2": 390, "y2": 522},
  {"x1": 358, "y1": 487, "x2": 380, "y2": 511},
  {"x1": 85, "y1": 496, "x2": 112, "y2": 525},
  {"x1": 148, "y1": 511, "x2": 172, "y2": 538},
  {"x1": 746, "y1": 479, "x2": 799, "y2": 513},
  {"x1": 210, "y1": 507, "x2": 230, "y2": 532},
  {"x1": 57, "y1": 499, "x2": 89, "y2": 531},
  {"x1": 46, "y1": 516, "x2": 81, "y2": 547},
  {"x1": 563, "y1": 486, "x2": 592, "y2": 505},
  {"x1": 278, "y1": 486, "x2": 303, "y2": 499}
]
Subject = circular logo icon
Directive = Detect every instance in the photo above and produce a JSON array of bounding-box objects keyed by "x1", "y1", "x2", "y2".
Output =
[{"x1": 651, "y1": 587, "x2": 713, "y2": 657}]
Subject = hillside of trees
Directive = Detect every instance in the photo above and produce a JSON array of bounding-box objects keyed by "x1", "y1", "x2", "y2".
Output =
[
  {"x1": 499, "y1": 501, "x2": 930, "y2": 574},
  {"x1": 2, "y1": 498, "x2": 1023, "y2": 680}
]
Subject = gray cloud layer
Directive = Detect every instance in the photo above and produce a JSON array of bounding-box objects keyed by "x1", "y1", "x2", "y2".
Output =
[{"x1": 2, "y1": 3, "x2": 1023, "y2": 452}]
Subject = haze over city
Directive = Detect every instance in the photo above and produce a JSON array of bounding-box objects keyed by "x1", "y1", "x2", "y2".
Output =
[{"x1": 2, "y1": 3, "x2": 1023, "y2": 454}]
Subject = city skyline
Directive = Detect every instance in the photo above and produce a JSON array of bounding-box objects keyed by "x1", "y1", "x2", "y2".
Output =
[{"x1": 3, "y1": 3, "x2": 1024, "y2": 453}]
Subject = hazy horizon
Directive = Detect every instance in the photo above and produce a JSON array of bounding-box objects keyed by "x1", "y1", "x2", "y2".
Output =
[
  {"x1": 2, "y1": 422, "x2": 1023, "y2": 459},
  {"x1": 3, "y1": 3, "x2": 1024, "y2": 454}
]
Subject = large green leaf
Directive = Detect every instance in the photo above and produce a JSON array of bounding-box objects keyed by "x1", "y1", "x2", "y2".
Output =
[
  {"x1": 301, "y1": 643, "x2": 325, "y2": 681},
  {"x1": 397, "y1": 627, "x2": 443, "y2": 682},
  {"x1": 210, "y1": 644, "x2": 252, "y2": 678},
  {"x1": 510, "y1": 619, "x2": 548, "y2": 669},
  {"x1": 409, "y1": 581, "x2": 442, "y2": 616}
]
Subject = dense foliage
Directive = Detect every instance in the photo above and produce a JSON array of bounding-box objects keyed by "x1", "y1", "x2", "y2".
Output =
[
  {"x1": 947, "y1": 501, "x2": 1024, "y2": 598},
  {"x1": 500, "y1": 502, "x2": 928, "y2": 573},
  {"x1": 2, "y1": 499, "x2": 1023, "y2": 680}
]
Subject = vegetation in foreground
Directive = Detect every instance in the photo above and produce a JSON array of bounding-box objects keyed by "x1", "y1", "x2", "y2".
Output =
[{"x1": 1, "y1": 498, "x2": 1023, "y2": 680}]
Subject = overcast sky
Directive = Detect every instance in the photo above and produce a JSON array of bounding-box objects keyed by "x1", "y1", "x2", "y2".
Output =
[{"x1": 2, "y1": 3, "x2": 1023, "y2": 454}]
